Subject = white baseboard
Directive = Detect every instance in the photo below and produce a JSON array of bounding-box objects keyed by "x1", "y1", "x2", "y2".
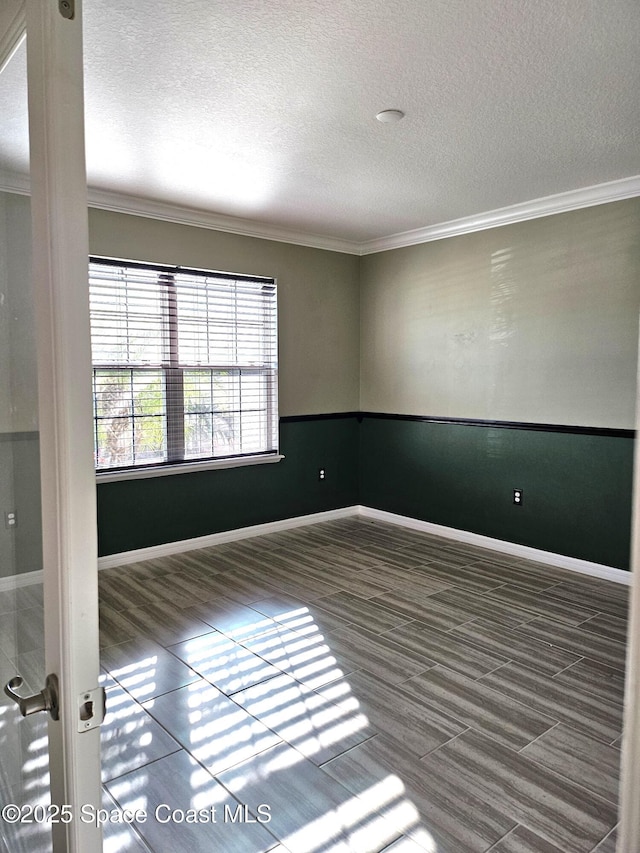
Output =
[
  {"x1": 97, "y1": 505, "x2": 360, "y2": 570},
  {"x1": 358, "y1": 505, "x2": 631, "y2": 585},
  {"x1": 0, "y1": 568, "x2": 43, "y2": 592},
  {"x1": 2, "y1": 502, "x2": 629, "y2": 587}
]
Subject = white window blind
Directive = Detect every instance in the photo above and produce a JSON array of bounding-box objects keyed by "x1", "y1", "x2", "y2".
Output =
[{"x1": 89, "y1": 258, "x2": 278, "y2": 473}]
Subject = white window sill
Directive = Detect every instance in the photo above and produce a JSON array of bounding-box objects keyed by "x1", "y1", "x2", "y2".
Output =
[{"x1": 96, "y1": 453, "x2": 285, "y2": 483}]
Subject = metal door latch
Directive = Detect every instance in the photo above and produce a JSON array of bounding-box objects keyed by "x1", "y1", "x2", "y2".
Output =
[
  {"x1": 4, "y1": 674, "x2": 59, "y2": 720},
  {"x1": 77, "y1": 686, "x2": 107, "y2": 733},
  {"x1": 4, "y1": 675, "x2": 106, "y2": 731}
]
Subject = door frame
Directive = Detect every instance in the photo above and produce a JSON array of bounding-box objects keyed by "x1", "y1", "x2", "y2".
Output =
[
  {"x1": 618, "y1": 335, "x2": 640, "y2": 850},
  {"x1": 4, "y1": 3, "x2": 640, "y2": 851},
  {"x1": 2, "y1": 2, "x2": 102, "y2": 850}
]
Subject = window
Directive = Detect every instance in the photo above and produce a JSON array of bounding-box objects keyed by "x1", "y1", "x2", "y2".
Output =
[{"x1": 89, "y1": 257, "x2": 278, "y2": 476}]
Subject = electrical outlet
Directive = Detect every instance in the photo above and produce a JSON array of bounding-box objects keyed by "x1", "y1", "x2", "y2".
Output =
[
  {"x1": 513, "y1": 489, "x2": 523, "y2": 506},
  {"x1": 4, "y1": 511, "x2": 17, "y2": 529},
  {"x1": 318, "y1": 468, "x2": 326, "y2": 481}
]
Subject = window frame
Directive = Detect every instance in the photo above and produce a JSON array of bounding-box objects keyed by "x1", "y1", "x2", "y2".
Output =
[{"x1": 89, "y1": 256, "x2": 281, "y2": 482}]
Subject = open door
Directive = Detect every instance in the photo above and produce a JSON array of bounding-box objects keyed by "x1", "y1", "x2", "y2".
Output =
[
  {"x1": 618, "y1": 338, "x2": 640, "y2": 849},
  {"x1": 0, "y1": 2, "x2": 102, "y2": 851}
]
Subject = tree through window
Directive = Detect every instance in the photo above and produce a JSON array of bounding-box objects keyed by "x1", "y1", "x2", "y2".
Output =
[{"x1": 89, "y1": 258, "x2": 278, "y2": 473}]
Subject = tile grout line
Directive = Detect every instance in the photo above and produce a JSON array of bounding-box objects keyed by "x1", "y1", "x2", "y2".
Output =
[
  {"x1": 516, "y1": 719, "x2": 562, "y2": 754},
  {"x1": 586, "y1": 824, "x2": 619, "y2": 853},
  {"x1": 90, "y1": 519, "x2": 627, "y2": 853},
  {"x1": 483, "y1": 824, "x2": 524, "y2": 852},
  {"x1": 515, "y1": 746, "x2": 621, "y2": 810}
]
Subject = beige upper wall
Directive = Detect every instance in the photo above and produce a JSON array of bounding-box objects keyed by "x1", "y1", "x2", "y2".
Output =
[
  {"x1": 88, "y1": 209, "x2": 361, "y2": 417},
  {"x1": 0, "y1": 192, "x2": 36, "y2": 434},
  {"x1": 0, "y1": 193, "x2": 10, "y2": 432},
  {"x1": 360, "y1": 198, "x2": 640, "y2": 429},
  {"x1": 4, "y1": 196, "x2": 639, "y2": 430}
]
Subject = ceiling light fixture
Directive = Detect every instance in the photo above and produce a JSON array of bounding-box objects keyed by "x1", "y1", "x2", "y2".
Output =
[{"x1": 376, "y1": 109, "x2": 405, "y2": 123}]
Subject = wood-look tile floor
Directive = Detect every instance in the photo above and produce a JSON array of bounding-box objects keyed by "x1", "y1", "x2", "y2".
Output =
[{"x1": 0, "y1": 518, "x2": 627, "y2": 852}]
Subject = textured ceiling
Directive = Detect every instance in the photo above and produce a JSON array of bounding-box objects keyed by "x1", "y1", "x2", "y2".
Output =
[{"x1": 1, "y1": 0, "x2": 639, "y2": 246}]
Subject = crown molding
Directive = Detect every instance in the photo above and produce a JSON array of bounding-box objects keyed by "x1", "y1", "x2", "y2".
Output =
[
  {"x1": 0, "y1": 1, "x2": 25, "y2": 76},
  {"x1": 3, "y1": 171, "x2": 639, "y2": 256},
  {"x1": 87, "y1": 188, "x2": 363, "y2": 255},
  {"x1": 359, "y1": 175, "x2": 640, "y2": 254},
  {"x1": 0, "y1": 170, "x2": 29, "y2": 194},
  {"x1": 0, "y1": 172, "x2": 361, "y2": 254}
]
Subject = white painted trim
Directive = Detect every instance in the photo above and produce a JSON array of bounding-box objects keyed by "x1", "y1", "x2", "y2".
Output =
[
  {"x1": 96, "y1": 453, "x2": 285, "y2": 483},
  {"x1": 2, "y1": 504, "x2": 629, "y2": 587},
  {"x1": 2, "y1": 171, "x2": 639, "y2": 258},
  {"x1": 94, "y1": 502, "x2": 629, "y2": 584},
  {"x1": 97, "y1": 505, "x2": 360, "y2": 569},
  {"x1": 0, "y1": 173, "x2": 362, "y2": 255},
  {"x1": 0, "y1": 0, "x2": 25, "y2": 75},
  {"x1": 618, "y1": 316, "x2": 640, "y2": 852},
  {"x1": 0, "y1": 568, "x2": 42, "y2": 592},
  {"x1": 8, "y1": 503, "x2": 628, "y2": 584},
  {"x1": 0, "y1": 170, "x2": 29, "y2": 194},
  {"x1": 358, "y1": 175, "x2": 640, "y2": 254},
  {"x1": 358, "y1": 506, "x2": 631, "y2": 585},
  {"x1": 26, "y1": 1, "x2": 102, "y2": 849},
  {"x1": 86, "y1": 189, "x2": 362, "y2": 255}
]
